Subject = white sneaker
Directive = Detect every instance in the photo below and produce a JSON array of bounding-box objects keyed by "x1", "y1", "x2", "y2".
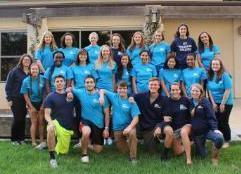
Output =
[
  {"x1": 49, "y1": 159, "x2": 58, "y2": 168},
  {"x1": 81, "y1": 155, "x2": 89, "y2": 163},
  {"x1": 73, "y1": 142, "x2": 82, "y2": 149},
  {"x1": 107, "y1": 138, "x2": 113, "y2": 145},
  {"x1": 35, "y1": 142, "x2": 47, "y2": 150},
  {"x1": 222, "y1": 142, "x2": 230, "y2": 149}
]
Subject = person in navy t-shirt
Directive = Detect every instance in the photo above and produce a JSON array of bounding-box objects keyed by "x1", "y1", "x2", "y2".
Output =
[{"x1": 110, "y1": 33, "x2": 125, "y2": 66}]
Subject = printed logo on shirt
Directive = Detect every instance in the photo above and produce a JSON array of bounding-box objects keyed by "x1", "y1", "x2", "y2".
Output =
[
  {"x1": 122, "y1": 104, "x2": 130, "y2": 109},
  {"x1": 146, "y1": 68, "x2": 152, "y2": 72},
  {"x1": 193, "y1": 73, "x2": 199, "y2": 77},
  {"x1": 84, "y1": 70, "x2": 90, "y2": 74},
  {"x1": 180, "y1": 104, "x2": 187, "y2": 110},
  {"x1": 197, "y1": 105, "x2": 204, "y2": 109},
  {"x1": 154, "y1": 104, "x2": 161, "y2": 109},
  {"x1": 173, "y1": 74, "x2": 178, "y2": 78},
  {"x1": 59, "y1": 70, "x2": 65, "y2": 75},
  {"x1": 93, "y1": 99, "x2": 99, "y2": 104},
  {"x1": 160, "y1": 48, "x2": 165, "y2": 52}
]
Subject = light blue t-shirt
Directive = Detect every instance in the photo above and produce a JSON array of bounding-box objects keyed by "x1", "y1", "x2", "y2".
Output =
[
  {"x1": 132, "y1": 63, "x2": 157, "y2": 93},
  {"x1": 95, "y1": 62, "x2": 117, "y2": 91},
  {"x1": 207, "y1": 72, "x2": 233, "y2": 105},
  {"x1": 35, "y1": 45, "x2": 57, "y2": 70},
  {"x1": 73, "y1": 88, "x2": 109, "y2": 128},
  {"x1": 59, "y1": 47, "x2": 79, "y2": 66},
  {"x1": 20, "y1": 75, "x2": 45, "y2": 102},
  {"x1": 159, "y1": 68, "x2": 182, "y2": 96},
  {"x1": 85, "y1": 45, "x2": 101, "y2": 64},
  {"x1": 198, "y1": 45, "x2": 220, "y2": 70},
  {"x1": 116, "y1": 67, "x2": 133, "y2": 95},
  {"x1": 105, "y1": 91, "x2": 140, "y2": 131},
  {"x1": 69, "y1": 64, "x2": 97, "y2": 89},
  {"x1": 181, "y1": 67, "x2": 207, "y2": 97},
  {"x1": 149, "y1": 41, "x2": 170, "y2": 67},
  {"x1": 44, "y1": 65, "x2": 72, "y2": 92},
  {"x1": 126, "y1": 46, "x2": 145, "y2": 67}
]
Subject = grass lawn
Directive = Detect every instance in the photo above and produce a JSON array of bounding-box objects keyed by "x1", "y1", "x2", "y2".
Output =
[{"x1": 0, "y1": 141, "x2": 241, "y2": 174}]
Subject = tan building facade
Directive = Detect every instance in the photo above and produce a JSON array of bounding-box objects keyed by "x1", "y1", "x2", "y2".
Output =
[{"x1": 0, "y1": 0, "x2": 240, "y2": 110}]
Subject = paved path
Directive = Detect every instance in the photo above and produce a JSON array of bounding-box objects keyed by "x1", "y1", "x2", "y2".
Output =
[{"x1": 230, "y1": 99, "x2": 241, "y2": 141}]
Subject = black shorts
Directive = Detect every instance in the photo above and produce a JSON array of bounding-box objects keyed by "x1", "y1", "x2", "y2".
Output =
[
  {"x1": 81, "y1": 119, "x2": 104, "y2": 146},
  {"x1": 32, "y1": 102, "x2": 42, "y2": 111}
]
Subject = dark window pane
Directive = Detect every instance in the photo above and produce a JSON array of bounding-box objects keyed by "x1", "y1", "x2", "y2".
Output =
[
  {"x1": 1, "y1": 58, "x2": 19, "y2": 81},
  {"x1": 81, "y1": 31, "x2": 110, "y2": 48},
  {"x1": 112, "y1": 30, "x2": 138, "y2": 48},
  {"x1": 52, "y1": 31, "x2": 79, "y2": 48},
  {"x1": 1, "y1": 32, "x2": 27, "y2": 55}
]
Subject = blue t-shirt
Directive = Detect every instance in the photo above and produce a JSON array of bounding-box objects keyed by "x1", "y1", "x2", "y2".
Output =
[
  {"x1": 132, "y1": 63, "x2": 157, "y2": 93},
  {"x1": 73, "y1": 88, "x2": 109, "y2": 128},
  {"x1": 159, "y1": 68, "x2": 182, "y2": 96},
  {"x1": 181, "y1": 67, "x2": 207, "y2": 97},
  {"x1": 149, "y1": 41, "x2": 170, "y2": 67},
  {"x1": 44, "y1": 92, "x2": 74, "y2": 130},
  {"x1": 198, "y1": 45, "x2": 220, "y2": 70},
  {"x1": 20, "y1": 75, "x2": 45, "y2": 102},
  {"x1": 85, "y1": 44, "x2": 101, "y2": 64},
  {"x1": 95, "y1": 62, "x2": 117, "y2": 91},
  {"x1": 69, "y1": 64, "x2": 97, "y2": 89},
  {"x1": 170, "y1": 37, "x2": 197, "y2": 69},
  {"x1": 116, "y1": 67, "x2": 133, "y2": 95},
  {"x1": 35, "y1": 45, "x2": 57, "y2": 70},
  {"x1": 59, "y1": 47, "x2": 79, "y2": 66},
  {"x1": 207, "y1": 72, "x2": 233, "y2": 105},
  {"x1": 105, "y1": 91, "x2": 140, "y2": 131},
  {"x1": 44, "y1": 65, "x2": 72, "y2": 92},
  {"x1": 126, "y1": 46, "x2": 146, "y2": 67}
]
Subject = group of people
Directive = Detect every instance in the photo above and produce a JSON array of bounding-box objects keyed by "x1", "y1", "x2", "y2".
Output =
[{"x1": 5, "y1": 23, "x2": 233, "y2": 168}]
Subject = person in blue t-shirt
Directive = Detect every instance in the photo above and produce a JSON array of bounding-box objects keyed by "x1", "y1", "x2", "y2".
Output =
[
  {"x1": 207, "y1": 58, "x2": 233, "y2": 148},
  {"x1": 181, "y1": 53, "x2": 207, "y2": 97},
  {"x1": 116, "y1": 54, "x2": 133, "y2": 95},
  {"x1": 197, "y1": 32, "x2": 220, "y2": 71},
  {"x1": 44, "y1": 75, "x2": 75, "y2": 168},
  {"x1": 149, "y1": 29, "x2": 170, "y2": 73},
  {"x1": 44, "y1": 51, "x2": 72, "y2": 93},
  {"x1": 84, "y1": 32, "x2": 101, "y2": 64},
  {"x1": 21, "y1": 63, "x2": 46, "y2": 149},
  {"x1": 95, "y1": 45, "x2": 117, "y2": 91},
  {"x1": 170, "y1": 24, "x2": 197, "y2": 69},
  {"x1": 59, "y1": 32, "x2": 79, "y2": 67},
  {"x1": 67, "y1": 75, "x2": 110, "y2": 163},
  {"x1": 110, "y1": 33, "x2": 125, "y2": 66},
  {"x1": 35, "y1": 31, "x2": 58, "y2": 72},
  {"x1": 159, "y1": 53, "x2": 181, "y2": 97},
  {"x1": 99, "y1": 81, "x2": 140, "y2": 163},
  {"x1": 126, "y1": 31, "x2": 147, "y2": 67},
  {"x1": 190, "y1": 84, "x2": 224, "y2": 166},
  {"x1": 132, "y1": 50, "x2": 157, "y2": 94}
]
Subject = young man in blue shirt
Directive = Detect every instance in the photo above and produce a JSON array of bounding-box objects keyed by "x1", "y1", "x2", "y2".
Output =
[
  {"x1": 99, "y1": 81, "x2": 140, "y2": 163},
  {"x1": 44, "y1": 75, "x2": 75, "y2": 168}
]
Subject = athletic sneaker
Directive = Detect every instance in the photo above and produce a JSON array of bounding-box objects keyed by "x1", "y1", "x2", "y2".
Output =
[
  {"x1": 107, "y1": 138, "x2": 113, "y2": 145},
  {"x1": 11, "y1": 141, "x2": 20, "y2": 145},
  {"x1": 81, "y1": 155, "x2": 89, "y2": 163},
  {"x1": 73, "y1": 142, "x2": 82, "y2": 149},
  {"x1": 222, "y1": 142, "x2": 230, "y2": 149},
  {"x1": 129, "y1": 157, "x2": 137, "y2": 165},
  {"x1": 35, "y1": 142, "x2": 47, "y2": 150},
  {"x1": 49, "y1": 159, "x2": 58, "y2": 168}
]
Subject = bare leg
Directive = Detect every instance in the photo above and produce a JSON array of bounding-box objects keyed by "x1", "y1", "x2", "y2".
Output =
[
  {"x1": 180, "y1": 125, "x2": 192, "y2": 165},
  {"x1": 81, "y1": 126, "x2": 91, "y2": 155}
]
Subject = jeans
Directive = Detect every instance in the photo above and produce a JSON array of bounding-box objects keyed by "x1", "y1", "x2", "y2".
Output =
[{"x1": 193, "y1": 130, "x2": 224, "y2": 158}]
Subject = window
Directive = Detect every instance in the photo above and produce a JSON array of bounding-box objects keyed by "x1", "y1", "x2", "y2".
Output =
[{"x1": 0, "y1": 32, "x2": 27, "y2": 81}]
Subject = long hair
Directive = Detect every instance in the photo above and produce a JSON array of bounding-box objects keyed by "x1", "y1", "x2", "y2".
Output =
[
  {"x1": 175, "y1": 23, "x2": 190, "y2": 38},
  {"x1": 60, "y1": 32, "x2": 76, "y2": 48},
  {"x1": 208, "y1": 58, "x2": 225, "y2": 82},
  {"x1": 152, "y1": 29, "x2": 165, "y2": 43},
  {"x1": 75, "y1": 49, "x2": 90, "y2": 65},
  {"x1": 191, "y1": 83, "x2": 205, "y2": 99},
  {"x1": 163, "y1": 53, "x2": 179, "y2": 69},
  {"x1": 17, "y1": 54, "x2": 33, "y2": 70},
  {"x1": 111, "y1": 33, "x2": 125, "y2": 52},
  {"x1": 128, "y1": 31, "x2": 145, "y2": 51},
  {"x1": 38, "y1": 31, "x2": 58, "y2": 51},
  {"x1": 95, "y1": 45, "x2": 115, "y2": 70},
  {"x1": 116, "y1": 54, "x2": 132, "y2": 80},
  {"x1": 198, "y1": 32, "x2": 214, "y2": 53}
]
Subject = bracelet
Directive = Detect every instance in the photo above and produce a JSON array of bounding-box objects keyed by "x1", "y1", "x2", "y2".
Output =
[{"x1": 105, "y1": 126, "x2": 109, "y2": 130}]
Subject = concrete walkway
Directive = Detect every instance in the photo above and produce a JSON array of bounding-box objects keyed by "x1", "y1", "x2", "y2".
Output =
[{"x1": 230, "y1": 99, "x2": 241, "y2": 141}]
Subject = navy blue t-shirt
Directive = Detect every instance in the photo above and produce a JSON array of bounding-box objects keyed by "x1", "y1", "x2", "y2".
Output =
[
  {"x1": 44, "y1": 92, "x2": 74, "y2": 130},
  {"x1": 163, "y1": 96, "x2": 191, "y2": 130},
  {"x1": 191, "y1": 98, "x2": 218, "y2": 136},
  {"x1": 170, "y1": 37, "x2": 197, "y2": 69},
  {"x1": 134, "y1": 92, "x2": 166, "y2": 131}
]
